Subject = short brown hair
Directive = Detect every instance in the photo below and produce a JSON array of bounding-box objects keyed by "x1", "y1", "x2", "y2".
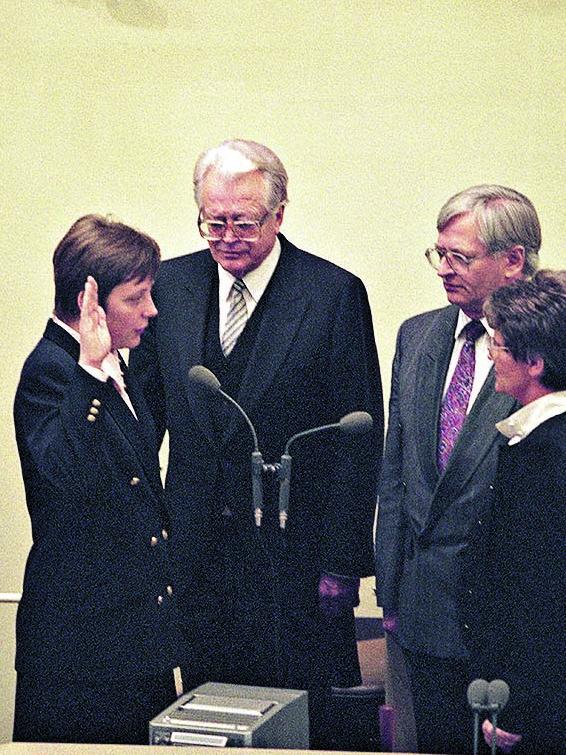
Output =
[
  {"x1": 53, "y1": 214, "x2": 160, "y2": 321},
  {"x1": 484, "y1": 270, "x2": 566, "y2": 391}
]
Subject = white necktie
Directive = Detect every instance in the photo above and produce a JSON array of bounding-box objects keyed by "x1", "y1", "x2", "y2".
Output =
[{"x1": 222, "y1": 279, "x2": 248, "y2": 356}]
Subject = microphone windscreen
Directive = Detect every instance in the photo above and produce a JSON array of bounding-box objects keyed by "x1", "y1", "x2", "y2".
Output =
[
  {"x1": 188, "y1": 365, "x2": 221, "y2": 392},
  {"x1": 467, "y1": 678, "x2": 489, "y2": 708},
  {"x1": 487, "y1": 679, "x2": 510, "y2": 711},
  {"x1": 339, "y1": 411, "x2": 373, "y2": 434}
]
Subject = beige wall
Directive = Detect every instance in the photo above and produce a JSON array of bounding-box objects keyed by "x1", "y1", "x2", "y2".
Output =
[{"x1": 1, "y1": 0, "x2": 564, "y2": 742}]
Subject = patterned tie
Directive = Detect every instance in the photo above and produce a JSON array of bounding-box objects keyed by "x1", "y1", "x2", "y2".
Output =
[
  {"x1": 221, "y1": 278, "x2": 248, "y2": 356},
  {"x1": 437, "y1": 319, "x2": 485, "y2": 472}
]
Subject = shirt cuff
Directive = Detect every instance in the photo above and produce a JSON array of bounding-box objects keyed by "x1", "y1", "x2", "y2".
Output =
[{"x1": 78, "y1": 362, "x2": 111, "y2": 383}]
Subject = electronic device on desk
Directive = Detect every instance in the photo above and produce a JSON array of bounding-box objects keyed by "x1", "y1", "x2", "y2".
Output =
[{"x1": 149, "y1": 682, "x2": 309, "y2": 748}]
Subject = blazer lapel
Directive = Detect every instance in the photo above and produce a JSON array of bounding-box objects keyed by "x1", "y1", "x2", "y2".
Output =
[
  {"x1": 175, "y1": 253, "x2": 219, "y2": 447},
  {"x1": 119, "y1": 358, "x2": 164, "y2": 499},
  {"x1": 224, "y1": 237, "x2": 310, "y2": 444},
  {"x1": 437, "y1": 371, "x2": 516, "y2": 492},
  {"x1": 422, "y1": 356, "x2": 518, "y2": 536},
  {"x1": 414, "y1": 306, "x2": 459, "y2": 488}
]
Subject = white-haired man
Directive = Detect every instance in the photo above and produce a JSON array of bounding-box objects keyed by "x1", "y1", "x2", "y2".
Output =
[{"x1": 130, "y1": 139, "x2": 383, "y2": 744}]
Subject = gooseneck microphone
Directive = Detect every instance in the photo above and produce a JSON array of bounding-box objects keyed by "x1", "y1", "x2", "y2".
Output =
[
  {"x1": 487, "y1": 679, "x2": 510, "y2": 755},
  {"x1": 282, "y1": 411, "x2": 374, "y2": 455},
  {"x1": 188, "y1": 365, "x2": 259, "y2": 450},
  {"x1": 188, "y1": 365, "x2": 374, "y2": 530},
  {"x1": 467, "y1": 678, "x2": 510, "y2": 755},
  {"x1": 467, "y1": 679, "x2": 489, "y2": 755},
  {"x1": 487, "y1": 679, "x2": 510, "y2": 712},
  {"x1": 278, "y1": 411, "x2": 373, "y2": 529},
  {"x1": 467, "y1": 678, "x2": 489, "y2": 709},
  {"x1": 188, "y1": 365, "x2": 265, "y2": 526}
]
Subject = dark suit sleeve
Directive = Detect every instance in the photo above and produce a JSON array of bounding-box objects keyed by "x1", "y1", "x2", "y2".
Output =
[
  {"x1": 319, "y1": 276, "x2": 384, "y2": 577},
  {"x1": 15, "y1": 348, "x2": 163, "y2": 502},
  {"x1": 15, "y1": 357, "x2": 110, "y2": 494},
  {"x1": 375, "y1": 324, "x2": 408, "y2": 614}
]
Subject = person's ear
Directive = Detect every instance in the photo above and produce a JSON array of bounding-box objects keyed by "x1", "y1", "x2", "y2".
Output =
[
  {"x1": 503, "y1": 245, "x2": 526, "y2": 279},
  {"x1": 77, "y1": 290, "x2": 85, "y2": 312},
  {"x1": 274, "y1": 204, "x2": 285, "y2": 231},
  {"x1": 527, "y1": 355, "x2": 544, "y2": 379}
]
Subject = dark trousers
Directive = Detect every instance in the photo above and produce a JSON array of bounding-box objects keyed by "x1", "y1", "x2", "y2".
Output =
[
  {"x1": 13, "y1": 669, "x2": 178, "y2": 745},
  {"x1": 403, "y1": 647, "x2": 472, "y2": 754}
]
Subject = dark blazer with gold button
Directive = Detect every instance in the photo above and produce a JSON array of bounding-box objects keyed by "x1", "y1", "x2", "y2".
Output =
[
  {"x1": 13, "y1": 319, "x2": 185, "y2": 679},
  {"x1": 375, "y1": 305, "x2": 518, "y2": 658}
]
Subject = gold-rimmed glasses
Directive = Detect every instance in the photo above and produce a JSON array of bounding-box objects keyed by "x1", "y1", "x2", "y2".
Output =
[
  {"x1": 198, "y1": 211, "x2": 274, "y2": 242},
  {"x1": 425, "y1": 246, "x2": 494, "y2": 273}
]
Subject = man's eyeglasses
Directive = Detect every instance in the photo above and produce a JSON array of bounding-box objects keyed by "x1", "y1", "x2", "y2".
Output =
[
  {"x1": 198, "y1": 211, "x2": 273, "y2": 242},
  {"x1": 487, "y1": 336, "x2": 511, "y2": 356},
  {"x1": 425, "y1": 246, "x2": 492, "y2": 273}
]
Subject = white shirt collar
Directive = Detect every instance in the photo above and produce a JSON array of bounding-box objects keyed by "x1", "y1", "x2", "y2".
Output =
[
  {"x1": 496, "y1": 390, "x2": 566, "y2": 445},
  {"x1": 52, "y1": 314, "x2": 80, "y2": 342},
  {"x1": 217, "y1": 236, "x2": 281, "y2": 305}
]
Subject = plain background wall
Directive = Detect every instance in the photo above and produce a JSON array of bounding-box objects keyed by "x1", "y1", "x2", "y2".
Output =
[{"x1": 1, "y1": 0, "x2": 564, "y2": 742}]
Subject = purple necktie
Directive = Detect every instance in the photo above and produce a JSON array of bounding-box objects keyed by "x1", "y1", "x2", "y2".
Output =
[{"x1": 437, "y1": 320, "x2": 485, "y2": 472}]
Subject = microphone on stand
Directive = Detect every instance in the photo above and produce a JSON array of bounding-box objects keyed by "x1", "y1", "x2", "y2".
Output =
[
  {"x1": 188, "y1": 365, "x2": 265, "y2": 526},
  {"x1": 278, "y1": 411, "x2": 373, "y2": 529},
  {"x1": 466, "y1": 678, "x2": 511, "y2": 755},
  {"x1": 467, "y1": 678, "x2": 489, "y2": 755},
  {"x1": 486, "y1": 679, "x2": 510, "y2": 755},
  {"x1": 188, "y1": 365, "x2": 374, "y2": 531}
]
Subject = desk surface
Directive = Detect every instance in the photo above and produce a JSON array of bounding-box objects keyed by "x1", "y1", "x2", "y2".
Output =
[{"x1": 0, "y1": 744, "x2": 421, "y2": 755}]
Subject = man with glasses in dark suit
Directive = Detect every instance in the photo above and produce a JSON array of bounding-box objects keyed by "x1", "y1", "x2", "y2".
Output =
[
  {"x1": 375, "y1": 185, "x2": 541, "y2": 753},
  {"x1": 130, "y1": 139, "x2": 383, "y2": 745}
]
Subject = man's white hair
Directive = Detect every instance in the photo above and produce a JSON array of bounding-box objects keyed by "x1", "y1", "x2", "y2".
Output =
[{"x1": 193, "y1": 139, "x2": 289, "y2": 212}]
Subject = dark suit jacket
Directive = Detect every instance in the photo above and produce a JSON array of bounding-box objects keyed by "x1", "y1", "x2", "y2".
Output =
[
  {"x1": 129, "y1": 234, "x2": 383, "y2": 687},
  {"x1": 375, "y1": 305, "x2": 517, "y2": 658},
  {"x1": 464, "y1": 412, "x2": 566, "y2": 753},
  {"x1": 14, "y1": 320, "x2": 185, "y2": 679}
]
